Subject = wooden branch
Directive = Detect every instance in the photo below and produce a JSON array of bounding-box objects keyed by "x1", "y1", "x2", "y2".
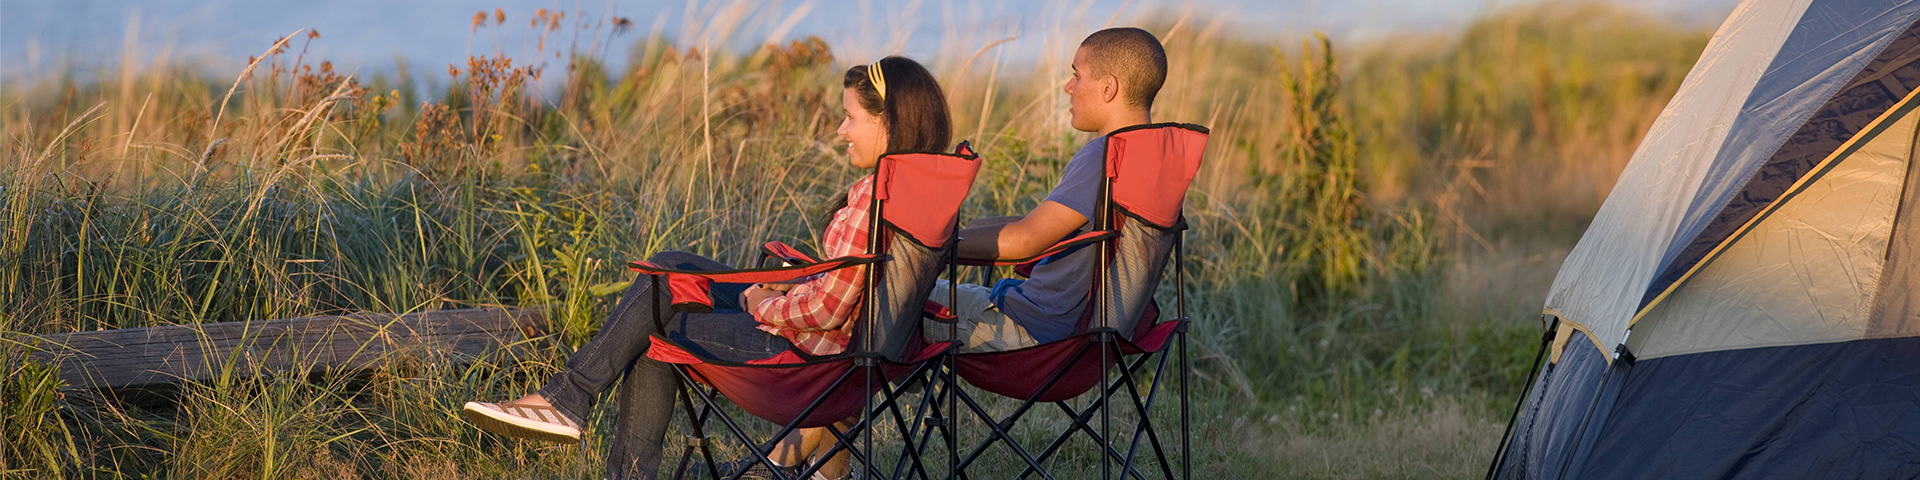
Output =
[{"x1": 23, "y1": 308, "x2": 547, "y2": 390}]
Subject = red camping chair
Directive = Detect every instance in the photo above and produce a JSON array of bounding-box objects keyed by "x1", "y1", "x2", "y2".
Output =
[
  {"x1": 946, "y1": 124, "x2": 1207, "y2": 480},
  {"x1": 629, "y1": 143, "x2": 982, "y2": 480}
]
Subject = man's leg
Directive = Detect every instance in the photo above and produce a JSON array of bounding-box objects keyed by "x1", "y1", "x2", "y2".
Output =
[{"x1": 923, "y1": 279, "x2": 1040, "y2": 353}]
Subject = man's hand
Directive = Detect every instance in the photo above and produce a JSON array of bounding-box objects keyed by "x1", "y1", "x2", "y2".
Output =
[{"x1": 955, "y1": 201, "x2": 1087, "y2": 261}]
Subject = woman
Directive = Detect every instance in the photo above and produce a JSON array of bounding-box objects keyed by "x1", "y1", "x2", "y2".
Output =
[{"x1": 463, "y1": 56, "x2": 954, "y2": 480}]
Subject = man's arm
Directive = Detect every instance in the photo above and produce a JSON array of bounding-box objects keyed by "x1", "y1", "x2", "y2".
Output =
[
  {"x1": 964, "y1": 216, "x2": 1022, "y2": 229},
  {"x1": 955, "y1": 201, "x2": 1088, "y2": 260}
]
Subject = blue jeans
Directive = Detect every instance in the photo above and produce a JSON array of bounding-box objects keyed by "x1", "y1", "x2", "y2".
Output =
[{"x1": 536, "y1": 251, "x2": 794, "y2": 479}]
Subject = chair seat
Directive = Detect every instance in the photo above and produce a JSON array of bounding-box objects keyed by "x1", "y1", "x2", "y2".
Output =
[
  {"x1": 954, "y1": 319, "x2": 1180, "y2": 403},
  {"x1": 647, "y1": 335, "x2": 949, "y2": 428}
]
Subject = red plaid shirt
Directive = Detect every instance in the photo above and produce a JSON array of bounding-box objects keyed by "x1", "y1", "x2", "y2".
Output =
[{"x1": 749, "y1": 175, "x2": 874, "y2": 356}]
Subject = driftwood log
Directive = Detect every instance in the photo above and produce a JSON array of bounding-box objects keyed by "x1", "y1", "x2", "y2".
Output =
[{"x1": 24, "y1": 308, "x2": 545, "y2": 390}]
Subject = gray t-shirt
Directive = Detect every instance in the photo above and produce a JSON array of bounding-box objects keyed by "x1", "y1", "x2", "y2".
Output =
[{"x1": 989, "y1": 137, "x2": 1104, "y2": 343}]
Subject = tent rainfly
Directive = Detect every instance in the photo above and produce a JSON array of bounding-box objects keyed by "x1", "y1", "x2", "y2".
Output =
[{"x1": 1490, "y1": 0, "x2": 1920, "y2": 478}]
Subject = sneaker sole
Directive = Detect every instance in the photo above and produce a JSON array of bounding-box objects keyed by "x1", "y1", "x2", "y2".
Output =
[{"x1": 461, "y1": 402, "x2": 583, "y2": 444}]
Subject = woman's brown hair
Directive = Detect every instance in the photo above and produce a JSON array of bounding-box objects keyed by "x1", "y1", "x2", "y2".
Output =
[
  {"x1": 821, "y1": 57, "x2": 954, "y2": 225},
  {"x1": 843, "y1": 56, "x2": 952, "y2": 154}
]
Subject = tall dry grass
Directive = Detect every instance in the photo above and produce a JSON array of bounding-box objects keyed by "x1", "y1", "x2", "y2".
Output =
[{"x1": 0, "y1": 2, "x2": 1711, "y2": 477}]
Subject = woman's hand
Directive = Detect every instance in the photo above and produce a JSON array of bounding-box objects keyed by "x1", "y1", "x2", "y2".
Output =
[{"x1": 740, "y1": 283, "x2": 787, "y2": 309}]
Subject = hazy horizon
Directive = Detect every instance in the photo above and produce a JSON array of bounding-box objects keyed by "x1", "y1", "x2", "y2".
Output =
[{"x1": 3, "y1": 0, "x2": 1736, "y2": 82}]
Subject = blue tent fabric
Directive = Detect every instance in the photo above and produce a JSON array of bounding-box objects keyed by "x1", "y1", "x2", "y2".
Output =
[
  {"x1": 1581, "y1": 337, "x2": 1920, "y2": 479},
  {"x1": 1647, "y1": 13, "x2": 1920, "y2": 308},
  {"x1": 1500, "y1": 338, "x2": 1920, "y2": 480},
  {"x1": 1495, "y1": 343, "x2": 1611, "y2": 480}
]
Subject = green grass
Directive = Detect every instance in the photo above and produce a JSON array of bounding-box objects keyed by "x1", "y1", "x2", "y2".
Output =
[{"x1": 0, "y1": 3, "x2": 1713, "y2": 478}]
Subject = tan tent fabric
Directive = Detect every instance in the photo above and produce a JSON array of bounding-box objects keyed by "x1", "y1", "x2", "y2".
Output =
[
  {"x1": 1541, "y1": 0, "x2": 1812, "y2": 356},
  {"x1": 1868, "y1": 130, "x2": 1920, "y2": 337},
  {"x1": 1630, "y1": 110, "x2": 1917, "y2": 360}
]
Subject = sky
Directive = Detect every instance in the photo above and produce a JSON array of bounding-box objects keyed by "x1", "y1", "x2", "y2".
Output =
[{"x1": 0, "y1": 0, "x2": 1739, "y2": 82}]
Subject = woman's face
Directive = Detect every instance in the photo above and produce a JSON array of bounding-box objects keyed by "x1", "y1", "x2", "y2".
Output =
[{"x1": 837, "y1": 87, "x2": 887, "y2": 169}]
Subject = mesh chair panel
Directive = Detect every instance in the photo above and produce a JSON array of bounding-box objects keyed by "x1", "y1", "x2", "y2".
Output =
[
  {"x1": 861, "y1": 149, "x2": 976, "y2": 361},
  {"x1": 1093, "y1": 123, "x2": 1206, "y2": 336},
  {"x1": 863, "y1": 230, "x2": 948, "y2": 362},
  {"x1": 1095, "y1": 215, "x2": 1179, "y2": 335}
]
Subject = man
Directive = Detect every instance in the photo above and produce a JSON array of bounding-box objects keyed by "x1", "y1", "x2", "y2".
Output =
[{"x1": 930, "y1": 27, "x2": 1169, "y2": 351}]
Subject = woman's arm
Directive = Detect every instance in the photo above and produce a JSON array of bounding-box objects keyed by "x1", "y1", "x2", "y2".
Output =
[
  {"x1": 748, "y1": 176, "x2": 875, "y2": 333},
  {"x1": 748, "y1": 264, "x2": 864, "y2": 333}
]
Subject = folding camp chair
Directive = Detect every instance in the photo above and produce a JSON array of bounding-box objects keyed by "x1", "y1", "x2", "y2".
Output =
[
  {"x1": 629, "y1": 143, "x2": 982, "y2": 480},
  {"x1": 946, "y1": 124, "x2": 1208, "y2": 480}
]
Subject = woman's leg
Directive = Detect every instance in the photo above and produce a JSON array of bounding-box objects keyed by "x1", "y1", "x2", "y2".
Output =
[
  {"x1": 531, "y1": 251, "x2": 735, "y2": 420},
  {"x1": 667, "y1": 311, "x2": 795, "y2": 363},
  {"x1": 668, "y1": 311, "x2": 834, "y2": 475},
  {"x1": 787, "y1": 420, "x2": 856, "y2": 479},
  {"x1": 604, "y1": 349, "x2": 677, "y2": 479},
  {"x1": 507, "y1": 251, "x2": 733, "y2": 479},
  {"x1": 671, "y1": 316, "x2": 855, "y2": 479}
]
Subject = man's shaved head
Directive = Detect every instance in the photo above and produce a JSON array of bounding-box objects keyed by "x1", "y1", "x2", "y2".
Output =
[{"x1": 1078, "y1": 27, "x2": 1167, "y2": 109}]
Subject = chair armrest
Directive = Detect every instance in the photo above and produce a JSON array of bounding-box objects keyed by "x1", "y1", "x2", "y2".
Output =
[
  {"x1": 628, "y1": 254, "x2": 883, "y2": 313},
  {"x1": 952, "y1": 230, "x2": 1117, "y2": 267},
  {"x1": 921, "y1": 301, "x2": 957, "y2": 324},
  {"x1": 760, "y1": 241, "x2": 819, "y2": 266}
]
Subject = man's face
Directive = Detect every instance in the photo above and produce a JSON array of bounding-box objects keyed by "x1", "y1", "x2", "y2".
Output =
[{"x1": 1065, "y1": 46, "x2": 1103, "y2": 133}]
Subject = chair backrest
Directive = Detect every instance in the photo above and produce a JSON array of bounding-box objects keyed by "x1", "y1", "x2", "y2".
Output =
[
  {"x1": 1093, "y1": 124, "x2": 1209, "y2": 336},
  {"x1": 861, "y1": 143, "x2": 981, "y2": 361}
]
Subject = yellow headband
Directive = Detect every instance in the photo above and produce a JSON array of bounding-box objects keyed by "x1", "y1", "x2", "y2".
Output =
[{"x1": 866, "y1": 62, "x2": 888, "y2": 101}]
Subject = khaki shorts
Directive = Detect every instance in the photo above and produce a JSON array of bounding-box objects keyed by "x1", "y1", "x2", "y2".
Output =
[{"x1": 921, "y1": 280, "x2": 1041, "y2": 353}]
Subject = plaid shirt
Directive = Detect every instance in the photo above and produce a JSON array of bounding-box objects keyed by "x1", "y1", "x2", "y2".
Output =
[{"x1": 749, "y1": 175, "x2": 874, "y2": 356}]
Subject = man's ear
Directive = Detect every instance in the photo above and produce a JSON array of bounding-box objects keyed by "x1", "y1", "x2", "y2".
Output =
[{"x1": 1100, "y1": 74, "x2": 1121, "y2": 104}]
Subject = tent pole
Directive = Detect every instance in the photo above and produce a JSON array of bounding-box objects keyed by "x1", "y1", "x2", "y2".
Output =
[{"x1": 1484, "y1": 316, "x2": 1558, "y2": 480}]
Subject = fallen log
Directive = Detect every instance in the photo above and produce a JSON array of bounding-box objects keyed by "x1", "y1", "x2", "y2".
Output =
[{"x1": 24, "y1": 308, "x2": 546, "y2": 390}]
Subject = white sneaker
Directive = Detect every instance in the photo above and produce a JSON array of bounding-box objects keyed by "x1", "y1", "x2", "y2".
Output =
[{"x1": 461, "y1": 400, "x2": 583, "y2": 443}]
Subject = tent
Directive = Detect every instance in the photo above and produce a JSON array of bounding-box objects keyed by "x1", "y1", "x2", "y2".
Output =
[{"x1": 1490, "y1": 0, "x2": 1920, "y2": 478}]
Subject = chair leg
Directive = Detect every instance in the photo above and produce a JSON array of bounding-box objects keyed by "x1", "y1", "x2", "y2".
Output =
[
  {"x1": 1178, "y1": 328, "x2": 1191, "y2": 480},
  {"x1": 1014, "y1": 350, "x2": 1168, "y2": 480},
  {"x1": 800, "y1": 368, "x2": 938, "y2": 480},
  {"x1": 676, "y1": 366, "x2": 838, "y2": 480},
  {"x1": 876, "y1": 367, "x2": 938, "y2": 480},
  {"x1": 947, "y1": 359, "x2": 958, "y2": 480},
  {"x1": 818, "y1": 418, "x2": 887, "y2": 480},
  {"x1": 1114, "y1": 349, "x2": 1175, "y2": 480},
  {"x1": 671, "y1": 402, "x2": 722, "y2": 480},
  {"x1": 910, "y1": 365, "x2": 958, "y2": 480},
  {"x1": 951, "y1": 387, "x2": 1057, "y2": 480},
  {"x1": 1012, "y1": 399, "x2": 1148, "y2": 480},
  {"x1": 672, "y1": 372, "x2": 723, "y2": 480},
  {"x1": 1101, "y1": 333, "x2": 1112, "y2": 480}
]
